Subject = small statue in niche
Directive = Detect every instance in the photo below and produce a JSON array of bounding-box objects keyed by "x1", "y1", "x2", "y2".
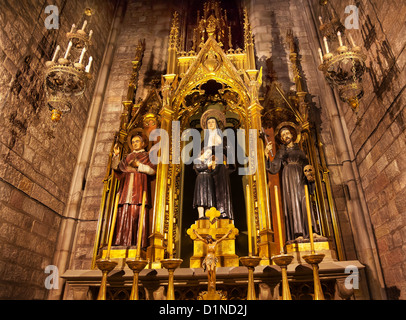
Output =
[
  {"x1": 111, "y1": 132, "x2": 156, "y2": 247},
  {"x1": 264, "y1": 124, "x2": 321, "y2": 242}
]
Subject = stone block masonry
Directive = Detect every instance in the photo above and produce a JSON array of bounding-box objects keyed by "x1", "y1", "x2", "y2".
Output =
[
  {"x1": 311, "y1": 0, "x2": 406, "y2": 299},
  {"x1": 0, "y1": 0, "x2": 116, "y2": 299}
]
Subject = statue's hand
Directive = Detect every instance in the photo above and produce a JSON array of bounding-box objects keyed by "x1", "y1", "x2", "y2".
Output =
[
  {"x1": 207, "y1": 160, "x2": 216, "y2": 170},
  {"x1": 129, "y1": 160, "x2": 140, "y2": 168},
  {"x1": 113, "y1": 143, "x2": 120, "y2": 156},
  {"x1": 265, "y1": 141, "x2": 273, "y2": 159}
]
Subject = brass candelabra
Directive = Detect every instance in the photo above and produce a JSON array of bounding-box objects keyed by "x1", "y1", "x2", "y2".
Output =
[
  {"x1": 271, "y1": 185, "x2": 294, "y2": 300},
  {"x1": 44, "y1": 9, "x2": 94, "y2": 122}
]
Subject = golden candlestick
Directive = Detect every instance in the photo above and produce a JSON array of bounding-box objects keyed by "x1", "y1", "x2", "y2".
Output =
[
  {"x1": 239, "y1": 256, "x2": 261, "y2": 300},
  {"x1": 304, "y1": 185, "x2": 315, "y2": 254},
  {"x1": 161, "y1": 258, "x2": 183, "y2": 300},
  {"x1": 161, "y1": 189, "x2": 182, "y2": 300},
  {"x1": 271, "y1": 185, "x2": 293, "y2": 300},
  {"x1": 96, "y1": 193, "x2": 120, "y2": 300},
  {"x1": 106, "y1": 194, "x2": 120, "y2": 260},
  {"x1": 245, "y1": 184, "x2": 253, "y2": 256},
  {"x1": 95, "y1": 259, "x2": 117, "y2": 300},
  {"x1": 135, "y1": 191, "x2": 147, "y2": 259},
  {"x1": 303, "y1": 184, "x2": 325, "y2": 300},
  {"x1": 126, "y1": 259, "x2": 148, "y2": 300},
  {"x1": 273, "y1": 185, "x2": 284, "y2": 253},
  {"x1": 239, "y1": 185, "x2": 261, "y2": 300},
  {"x1": 126, "y1": 191, "x2": 148, "y2": 300},
  {"x1": 167, "y1": 189, "x2": 174, "y2": 257}
]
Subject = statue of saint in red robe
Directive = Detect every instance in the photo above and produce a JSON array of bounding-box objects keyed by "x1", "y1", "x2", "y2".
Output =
[{"x1": 111, "y1": 135, "x2": 156, "y2": 247}]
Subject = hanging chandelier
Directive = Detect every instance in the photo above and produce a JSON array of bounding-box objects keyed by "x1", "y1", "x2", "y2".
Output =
[
  {"x1": 317, "y1": 10, "x2": 367, "y2": 113},
  {"x1": 44, "y1": 8, "x2": 94, "y2": 122}
]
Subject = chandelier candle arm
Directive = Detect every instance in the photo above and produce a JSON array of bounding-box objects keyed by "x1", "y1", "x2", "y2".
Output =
[
  {"x1": 318, "y1": 48, "x2": 323, "y2": 63},
  {"x1": 64, "y1": 41, "x2": 73, "y2": 59},
  {"x1": 81, "y1": 20, "x2": 87, "y2": 31},
  {"x1": 337, "y1": 31, "x2": 343, "y2": 47},
  {"x1": 78, "y1": 47, "x2": 86, "y2": 64},
  {"x1": 52, "y1": 45, "x2": 60, "y2": 62},
  {"x1": 348, "y1": 33, "x2": 356, "y2": 47},
  {"x1": 323, "y1": 36, "x2": 329, "y2": 54},
  {"x1": 85, "y1": 56, "x2": 93, "y2": 72}
]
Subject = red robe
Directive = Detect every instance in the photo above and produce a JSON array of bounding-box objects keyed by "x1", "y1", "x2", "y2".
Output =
[{"x1": 112, "y1": 150, "x2": 156, "y2": 247}]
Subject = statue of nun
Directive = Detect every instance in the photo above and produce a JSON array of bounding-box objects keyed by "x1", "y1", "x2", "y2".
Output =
[{"x1": 193, "y1": 109, "x2": 235, "y2": 220}]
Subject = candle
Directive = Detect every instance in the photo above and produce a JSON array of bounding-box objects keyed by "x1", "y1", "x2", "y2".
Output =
[
  {"x1": 88, "y1": 30, "x2": 93, "y2": 41},
  {"x1": 348, "y1": 33, "x2": 356, "y2": 47},
  {"x1": 52, "y1": 45, "x2": 60, "y2": 62},
  {"x1": 323, "y1": 36, "x2": 329, "y2": 53},
  {"x1": 318, "y1": 48, "x2": 323, "y2": 63},
  {"x1": 78, "y1": 47, "x2": 86, "y2": 64},
  {"x1": 81, "y1": 20, "x2": 87, "y2": 31},
  {"x1": 318, "y1": 16, "x2": 323, "y2": 25},
  {"x1": 167, "y1": 190, "x2": 174, "y2": 257},
  {"x1": 136, "y1": 191, "x2": 147, "y2": 259},
  {"x1": 63, "y1": 41, "x2": 72, "y2": 59},
  {"x1": 337, "y1": 31, "x2": 343, "y2": 47},
  {"x1": 304, "y1": 185, "x2": 315, "y2": 254},
  {"x1": 70, "y1": 24, "x2": 75, "y2": 33},
  {"x1": 85, "y1": 56, "x2": 93, "y2": 72},
  {"x1": 106, "y1": 194, "x2": 120, "y2": 260},
  {"x1": 246, "y1": 185, "x2": 253, "y2": 256},
  {"x1": 274, "y1": 186, "x2": 284, "y2": 254}
]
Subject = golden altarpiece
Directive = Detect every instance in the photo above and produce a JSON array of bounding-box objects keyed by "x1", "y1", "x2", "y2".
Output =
[{"x1": 74, "y1": 1, "x2": 368, "y2": 300}]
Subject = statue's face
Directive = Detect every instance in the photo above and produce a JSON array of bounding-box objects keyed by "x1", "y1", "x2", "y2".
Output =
[
  {"x1": 207, "y1": 118, "x2": 217, "y2": 130},
  {"x1": 132, "y1": 136, "x2": 143, "y2": 151},
  {"x1": 280, "y1": 128, "x2": 293, "y2": 145}
]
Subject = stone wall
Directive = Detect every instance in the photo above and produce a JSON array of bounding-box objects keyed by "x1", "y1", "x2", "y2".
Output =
[
  {"x1": 311, "y1": 0, "x2": 406, "y2": 299},
  {"x1": 0, "y1": 0, "x2": 116, "y2": 299}
]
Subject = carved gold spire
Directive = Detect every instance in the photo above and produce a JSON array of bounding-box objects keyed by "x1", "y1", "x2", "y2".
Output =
[
  {"x1": 193, "y1": 0, "x2": 233, "y2": 52},
  {"x1": 243, "y1": 8, "x2": 255, "y2": 69},
  {"x1": 167, "y1": 11, "x2": 180, "y2": 74}
]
